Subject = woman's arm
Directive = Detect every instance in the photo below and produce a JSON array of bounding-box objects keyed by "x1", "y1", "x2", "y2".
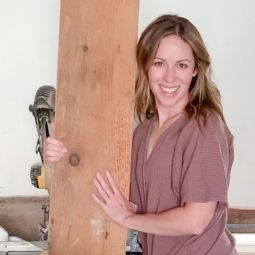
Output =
[
  {"x1": 91, "y1": 172, "x2": 217, "y2": 236},
  {"x1": 125, "y1": 201, "x2": 216, "y2": 236}
]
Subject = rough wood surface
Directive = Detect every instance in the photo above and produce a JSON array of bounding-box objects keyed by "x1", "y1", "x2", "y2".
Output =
[
  {"x1": 48, "y1": 0, "x2": 139, "y2": 254},
  {"x1": 0, "y1": 197, "x2": 49, "y2": 241},
  {"x1": 228, "y1": 208, "x2": 255, "y2": 233},
  {"x1": 228, "y1": 208, "x2": 255, "y2": 224}
]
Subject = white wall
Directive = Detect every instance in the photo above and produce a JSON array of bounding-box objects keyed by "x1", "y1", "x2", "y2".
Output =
[
  {"x1": 139, "y1": 0, "x2": 255, "y2": 207},
  {"x1": 0, "y1": 0, "x2": 60, "y2": 196},
  {"x1": 0, "y1": 0, "x2": 254, "y2": 206}
]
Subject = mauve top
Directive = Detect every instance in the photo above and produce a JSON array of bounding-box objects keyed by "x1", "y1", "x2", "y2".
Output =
[{"x1": 130, "y1": 113, "x2": 237, "y2": 255}]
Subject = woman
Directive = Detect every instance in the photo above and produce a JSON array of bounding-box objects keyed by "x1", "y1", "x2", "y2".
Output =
[{"x1": 45, "y1": 14, "x2": 237, "y2": 255}]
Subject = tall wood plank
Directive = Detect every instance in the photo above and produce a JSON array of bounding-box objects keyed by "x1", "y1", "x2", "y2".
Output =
[{"x1": 48, "y1": 0, "x2": 139, "y2": 254}]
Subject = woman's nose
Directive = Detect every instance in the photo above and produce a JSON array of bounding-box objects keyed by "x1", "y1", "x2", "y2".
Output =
[{"x1": 163, "y1": 67, "x2": 176, "y2": 82}]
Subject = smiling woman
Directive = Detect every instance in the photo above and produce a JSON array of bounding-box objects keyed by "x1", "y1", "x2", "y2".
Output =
[
  {"x1": 1, "y1": 0, "x2": 255, "y2": 254},
  {"x1": 43, "y1": 13, "x2": 237, "y2": 255},
  {"x1": 147, "y1": 35, "x2": 197, "y2": 127},
  {"x1": 90, "y1": 14, "x2": 238, "y2": 255}
]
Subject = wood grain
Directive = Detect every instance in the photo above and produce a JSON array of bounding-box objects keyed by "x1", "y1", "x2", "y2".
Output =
[
  {"x1": 228, "y1": 208, "x2": 255, "y2": 224},
  {"x1": 228, "y1": 208, "x2": 255, "y2": 233},
  {"x1": 48, "y1": 0, "x2": 139, "y2": 254}
]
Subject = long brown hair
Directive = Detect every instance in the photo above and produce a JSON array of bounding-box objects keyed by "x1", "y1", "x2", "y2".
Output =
[{"x1": 135, "y1": 14, "x2": 225, "y2": 124}]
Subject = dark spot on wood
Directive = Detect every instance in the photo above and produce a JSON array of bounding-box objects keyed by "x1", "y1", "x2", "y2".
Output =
[
  {"x1": 82, "y1": 45, "x2": 89, "y2": 52},
  {"x1": 105, "y1": 231, "x2": 109, "y2": 239},
  {"x1": 69, "y1": 153, "x2": 80, "y2": 167}
]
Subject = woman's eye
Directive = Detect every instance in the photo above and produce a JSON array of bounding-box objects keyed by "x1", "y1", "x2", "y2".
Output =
[
  {"x1": 154, "y1": 61, "x2": 164, "y2": 67},
  {"x1": 178, "y1": 63, "x2": 188, "y2": 69}
]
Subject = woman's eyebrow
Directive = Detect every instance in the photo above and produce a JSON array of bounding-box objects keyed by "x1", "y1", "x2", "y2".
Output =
[
  {"x1": 154, "y1": 57, "x2": 193, "y2": 63},
  {"x1": 177, "y1": 59, "x2": 192, "y2": 63},
  {"x1": 154, "y1": 57, "x2": 166, "y2": 61}
]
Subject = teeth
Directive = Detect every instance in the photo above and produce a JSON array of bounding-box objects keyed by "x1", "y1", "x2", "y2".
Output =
[{"x1": 160, "y1": 86, "x2": 179, "y2": 94}]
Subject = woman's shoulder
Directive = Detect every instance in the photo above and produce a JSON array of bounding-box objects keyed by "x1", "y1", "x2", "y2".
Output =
[
  {"x1": 183, "y1": 111, "x2": 233, "y2": 142},
  {"x1": 176, "y1": 112, "x2": 233, "y2": 161},
  {"x1": 132, "y1": 117, "x2": 153, "y2": 141}
]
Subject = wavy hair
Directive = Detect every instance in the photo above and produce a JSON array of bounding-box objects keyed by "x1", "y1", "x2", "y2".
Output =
[{"x1": 135, "y1": 14, "x2": 225, "y2": 124}]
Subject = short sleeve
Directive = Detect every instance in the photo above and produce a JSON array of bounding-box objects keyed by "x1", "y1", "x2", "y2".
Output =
[
  {"x1": 180, "y1": 116, "x2": 233, "y2": 211},
  {"x1": 129, "y1": 124, "x2": 144, "y2": 213}
]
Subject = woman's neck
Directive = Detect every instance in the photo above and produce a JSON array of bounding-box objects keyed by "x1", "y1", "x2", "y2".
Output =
[{"x1": 157, "y1": 110, "x2": 184, "y2": 129}]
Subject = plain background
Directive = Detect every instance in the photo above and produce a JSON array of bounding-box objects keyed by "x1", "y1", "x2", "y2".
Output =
[{"x1": 0, "y1": 0, "x2": 254, "y2": 207}]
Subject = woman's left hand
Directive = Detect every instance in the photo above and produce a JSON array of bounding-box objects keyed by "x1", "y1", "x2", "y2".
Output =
[{"x1": 91, "y1": 171, "x2": 135, "y2": 227}]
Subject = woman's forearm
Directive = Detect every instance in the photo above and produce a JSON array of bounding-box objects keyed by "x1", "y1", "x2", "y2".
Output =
[{"x1": 124, "y1": 202, "x2": 216, "y2": 236}]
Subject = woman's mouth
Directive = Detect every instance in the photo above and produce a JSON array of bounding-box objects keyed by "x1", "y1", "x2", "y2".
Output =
[{"x1": 159, "y1": 85, "x2": 180, "y2": 94}]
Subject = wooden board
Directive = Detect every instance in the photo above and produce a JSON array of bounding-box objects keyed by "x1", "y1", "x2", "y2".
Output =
[
  {"x1": 228, "y1": 208, "x2": 255, "y2": 224},
  {"x1": 228, "y1": 208, "x2": 255, "y2": 233},
  {"x1": 48, "y1": 0, "x2": 139, "y2": 254}
]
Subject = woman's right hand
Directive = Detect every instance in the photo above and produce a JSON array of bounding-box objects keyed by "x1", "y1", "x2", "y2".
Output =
[{"x1": 43, "y1": 137, "x2": 68, "y2": 164}]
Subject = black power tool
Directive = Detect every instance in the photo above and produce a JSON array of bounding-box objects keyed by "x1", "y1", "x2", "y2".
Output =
[{"x1": 29, "y1": 85, "x2": 55, "y2": 189}]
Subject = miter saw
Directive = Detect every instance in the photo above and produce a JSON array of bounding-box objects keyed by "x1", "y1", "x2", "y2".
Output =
[
  {"x1": 29, "y1": 85, "x2": 55, "y2": 241},
  {"x1": 29, "y1": 85, "x2": 55, "y2": 191}
]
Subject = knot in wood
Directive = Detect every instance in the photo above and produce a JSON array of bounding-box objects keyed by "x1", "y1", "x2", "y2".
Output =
[
  {"x1": 69, "y1": 153, "x2": 80, "y2": 167},
  {"x1": 82, "y1": 45, "x2": 89, "y2": 52}
]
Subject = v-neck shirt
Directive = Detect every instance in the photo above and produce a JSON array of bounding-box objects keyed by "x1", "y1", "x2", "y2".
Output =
[
  {"x1": 130, "y1": 113, "x2": 237, "y2": 255},
  {"x1": 146, "y1": 114, "x2": 185, "y2": 163}
]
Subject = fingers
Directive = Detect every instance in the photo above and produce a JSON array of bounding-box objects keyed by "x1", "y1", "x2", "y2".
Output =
[
  {"x1": 105, "y1": 171, "x2": 121, "y2": 196},
  {"x1": 93, "y1": 177, "x2": 109, "y2": 202},
  {"x1": 43, "y1": 137, "x2": 68, "y2": 163},
  {"x1": 129, "y1": 202, "x2": 138, "y2": 213},
  {"x1": 91, "y1": 193, "x2": 106, "y2": 209},
  {"x1": 45, "y1": 137, "x2": 67, "y2": 150},
  {"x1": 95, "y1": 173, "x2": 114, "y2": 198},
  {"x1": 92, "y1": 172, "x2": 135, "y2": 226},
  {"x1": 93, "y1": 172, "x2": 126, "y2": 206}
]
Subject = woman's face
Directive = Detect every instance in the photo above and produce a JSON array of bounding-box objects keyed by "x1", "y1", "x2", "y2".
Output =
[{"x1": 148, "y1": 35, "x2": 197, "y2": 116}]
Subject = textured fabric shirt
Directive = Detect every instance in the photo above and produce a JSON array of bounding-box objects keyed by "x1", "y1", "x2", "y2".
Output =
[{"x1": 130, "y1": 113, "x2": 237, "y2": 255}]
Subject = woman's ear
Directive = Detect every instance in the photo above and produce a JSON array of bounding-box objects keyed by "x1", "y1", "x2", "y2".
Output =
[{"x1": 192, "y1": 69, "x2": 198, "y2": 77}]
